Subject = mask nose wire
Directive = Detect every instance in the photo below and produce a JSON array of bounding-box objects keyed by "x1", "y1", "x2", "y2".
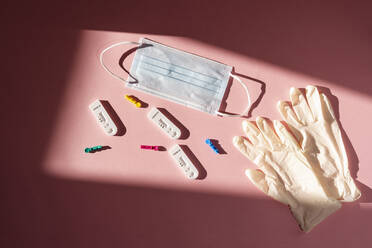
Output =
[
  {"x1": 99, "y1": 41, "x2": 140, "y2": 83},
  {"x1": 216, "y1": 72, "x2": 252, "y2": 117}
]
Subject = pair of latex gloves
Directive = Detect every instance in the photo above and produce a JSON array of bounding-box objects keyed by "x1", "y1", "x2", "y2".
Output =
[{"x1": 233, "y1": 86, "x2": 361, "y2": 232}]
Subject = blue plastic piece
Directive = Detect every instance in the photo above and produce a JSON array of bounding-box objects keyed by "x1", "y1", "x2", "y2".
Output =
[{"x1": 205, "y1": 139, "x2": 219, "y2": 154}]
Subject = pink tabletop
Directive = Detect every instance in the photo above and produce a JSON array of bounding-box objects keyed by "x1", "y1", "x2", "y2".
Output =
[{"x1": 3, "y1": 1, "x2": 372, "y2": 247}]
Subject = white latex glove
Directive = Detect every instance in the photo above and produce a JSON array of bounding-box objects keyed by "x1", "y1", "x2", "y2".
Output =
[
  {"x1": 233, "y1": 117, "x2": 341, "y2": 232},
  {"x1": 277, "y1": 86, "x2": 361, "y2": 202}
]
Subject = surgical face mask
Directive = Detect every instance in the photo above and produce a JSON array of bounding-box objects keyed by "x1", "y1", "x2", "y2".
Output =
[{"x1": 100, "y1": 38, "x2": 251, "y2": 116}]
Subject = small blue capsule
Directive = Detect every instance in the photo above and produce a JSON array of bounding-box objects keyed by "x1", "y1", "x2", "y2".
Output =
[{"x1": 205, "y1": 139, "x2": 219, "y2": 154}]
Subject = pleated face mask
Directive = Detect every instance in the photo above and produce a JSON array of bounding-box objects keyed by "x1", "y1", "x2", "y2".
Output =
[{"x1": 100, "y1": 38, "x2": 251, "y2": 116}]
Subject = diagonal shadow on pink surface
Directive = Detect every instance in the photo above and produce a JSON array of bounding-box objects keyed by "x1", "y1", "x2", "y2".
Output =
[
  {"x1": 2, "y1": 1, "x2": 372, "y2": 248},
  {"x1": 3, "y1": 176, "x2": 372, "y2": 248},
  {"x1": 3, "y1": 0, "x2": 371, "y2": 95}
]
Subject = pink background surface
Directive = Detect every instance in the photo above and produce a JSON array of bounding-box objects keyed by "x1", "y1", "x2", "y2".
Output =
[{"x1": 2, "y1": 1, "x2": 372, "y2": 247}]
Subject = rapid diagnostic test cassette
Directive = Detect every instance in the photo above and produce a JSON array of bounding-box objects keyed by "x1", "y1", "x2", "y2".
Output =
[
  {"x1": 169, "y1": 145, "x2": 199, "y2": 179},
  {"x1": 89, "y1": 99, "x2": 118, "y2": 136},
  {"x1": 147, "y1": 107, "x2": 181, "y2": 139}
]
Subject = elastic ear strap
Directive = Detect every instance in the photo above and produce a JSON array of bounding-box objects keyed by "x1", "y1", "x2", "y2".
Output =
[
  {"x1": 99, "y1": 41, "x2": 140, "y2": 83},
  {"x1": 216, "y1": 72, "x2": 252, "y2": 117}
]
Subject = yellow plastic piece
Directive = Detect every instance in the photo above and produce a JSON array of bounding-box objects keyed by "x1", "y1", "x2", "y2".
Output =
[{"x1": 125, "y1": 95, "x2": 142, "y2": 108}]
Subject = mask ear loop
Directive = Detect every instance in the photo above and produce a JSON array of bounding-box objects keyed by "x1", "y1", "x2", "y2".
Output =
[
  {"x1": 99, "y1": 41, "x2": 140, "y2": 83},
  {"x1": 216, "y1": 72, "x2": 252, "y2": 117}
]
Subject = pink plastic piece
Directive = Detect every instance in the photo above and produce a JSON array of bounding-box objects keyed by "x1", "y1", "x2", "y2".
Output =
[{"x1": 140, "y1": 145, "x2": 159, "y2": 151}]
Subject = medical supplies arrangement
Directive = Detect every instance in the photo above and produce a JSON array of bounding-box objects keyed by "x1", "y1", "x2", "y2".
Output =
[
  {"x1": 147, "y1": 107, "x2": 181, "y2": 139},
  {"x1": 89, "y1": 99, "x2": 118, "y2": 136},
  {"x1": 233, "y1": 86, "x2": 360, "y2": 232},
  {"x1": 169, "y1": 144, "x2": 199, "y2": 179},
  {"x1": 94, "y1": 38, "x2": 362, "y2": 232}
]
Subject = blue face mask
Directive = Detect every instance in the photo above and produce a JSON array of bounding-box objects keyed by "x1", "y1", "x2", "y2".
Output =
[{"x1": 100, "y1": 38, "x2": 251, "y2": 117}]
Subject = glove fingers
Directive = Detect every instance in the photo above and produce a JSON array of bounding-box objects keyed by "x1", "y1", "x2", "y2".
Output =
[
  {"x1": 320, "y1": 93, "x2": 337, "y2": 121},
  {"x1": 273, "y1": 120, "x2": 301, "y2": 150},
  {"x1": 256, "y1": 117, "x2": 282, "y2": 150},
  {"x1": 290, "y1": 87, "x2": 314, "y2": 124},
  {"x1": 245, "y1": 169, "x2": 289, "y2": 205},
  {"x1": 313, "y1": 90, "x2": 361, "y2": 202},
  {"x1": 245, "y1": 169, "x2": 269, "y2": 193},
  {"x1": 242, "y1": 120, "x2": 270, "y2": 148},
  {"x1": 340, "y1": 177, "x2": 361, "y2": 202},
  {"x1": 233, "y1": 136, "x2": 256, "y2": 161},
  {"x1": 306, "y1": 85, "x2": 329, "y2": 121},
  {"x1": 277, "y1": 101, "x2": 302, "y2": 127}
]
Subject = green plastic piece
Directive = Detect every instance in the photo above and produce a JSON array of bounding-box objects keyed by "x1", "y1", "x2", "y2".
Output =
[{"x1": 85, "y1": 146, "x2": 103, "y2": 153}]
